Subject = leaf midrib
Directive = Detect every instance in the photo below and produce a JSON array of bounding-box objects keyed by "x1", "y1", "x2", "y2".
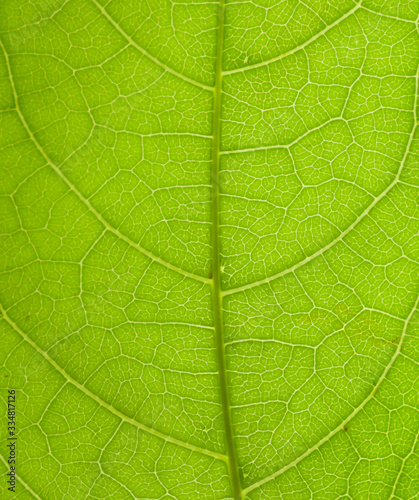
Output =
[{"x1": 211, "y1": 2, "x2": 242, "y2": 499}]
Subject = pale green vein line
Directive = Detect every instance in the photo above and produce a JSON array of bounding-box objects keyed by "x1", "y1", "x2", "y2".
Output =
[
  {"x1": 0, "y1": 39, "x2": 211, "y2": 286},
  {"x1": 93, "y1": 422, "x2": 137, "y2": 498},
  {"x1": 389, "y1": 432, "x2": 419, "y2": 499},
  {"x1": 124, "y1": 321, "x2": 215, "y2": 330},
  {"x1": 223, "y1": 116, "x2": 418, "y2": 297},
  {"x1": 0, "y1": 305, "x2": 227, "y2": 462},
  {"x1": 90, "y1": 0, "x2": 214, "y2": 92},
  {"x1": 219, "y1": 117, "x2": 343, "y2": 156},
  {"x1": 119, "y1": 131, "x2": 214, "y2": 139},
  {"x1": 93, "y1": 126, "x2": 213, "y2": 139},
  {"x1": 242, "y1": 292, "x2": 419, "y2": 497},
  {"x1": 222, "y1": 1, "x2": 362, "y2": 75},
  {"x1": 211, "y1": 1, "x2": 243, "y2": 498},
  {"x1": 97, "y1": 471, "x2": 136, "y2": 500},
  {"x1": 361, "y1": 6, "x2": 418, "y2": 23},
  {"x1": 0, "y1": 450, "x2": 41, "y2": 499}
]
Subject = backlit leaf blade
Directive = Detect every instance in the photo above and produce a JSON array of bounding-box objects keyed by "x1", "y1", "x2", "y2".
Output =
[{"x1": 0, "y1": 0, "x2": 418, "y2": 499}]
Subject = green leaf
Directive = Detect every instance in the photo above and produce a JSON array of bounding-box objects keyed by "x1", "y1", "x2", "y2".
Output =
[{"x1": 1, "y1": 0, "x2": 419, "y2": 498}]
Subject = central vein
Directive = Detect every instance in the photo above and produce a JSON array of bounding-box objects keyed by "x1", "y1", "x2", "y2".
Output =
[{"x1": 211, "y1": 2, "x2": 242, "y2": 499}]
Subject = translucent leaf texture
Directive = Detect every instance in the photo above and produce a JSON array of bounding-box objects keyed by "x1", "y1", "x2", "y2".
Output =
[{"x1": 1, "y1": 0, "x2": 419, "y2": 498}]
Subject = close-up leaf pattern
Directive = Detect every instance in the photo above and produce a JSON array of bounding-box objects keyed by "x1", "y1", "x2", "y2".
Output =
[{"x1": 0, "y1": 0, "x2": 419, "y2": 498}]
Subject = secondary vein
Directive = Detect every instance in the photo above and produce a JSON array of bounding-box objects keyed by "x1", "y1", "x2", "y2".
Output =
[
  {"x1": 91, "y1": 0, "x2": 214, "y2": 91},
  {"x1": 242, "y1": 292, "x2": 419, "y2": 496},
  {"x1": 0, "y1": 304, "x2": 226, "y2": 462},
  {"x1": 222, "y1": 60, "x2": 419, "y2": 297},
  {"x1": 0, "y1": 38, "x2": 210, "y2": 286}
]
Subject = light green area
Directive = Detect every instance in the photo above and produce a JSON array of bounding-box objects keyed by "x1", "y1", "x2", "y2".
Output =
[{"x1": 0, "y1": 0, "x2": 418, "y2": 498}]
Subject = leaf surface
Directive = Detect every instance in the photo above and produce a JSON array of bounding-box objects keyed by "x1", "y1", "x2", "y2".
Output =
[{"x1": 0, "y1": 0, "x2": 419, "y2": 498}]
